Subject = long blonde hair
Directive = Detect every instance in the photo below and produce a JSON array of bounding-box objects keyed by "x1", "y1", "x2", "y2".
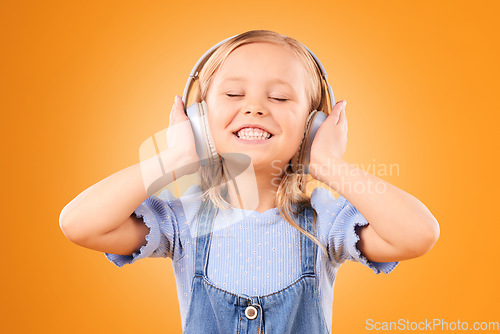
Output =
[{"x1": 192, "y1": 30, "x2": 330, "y2": 255}]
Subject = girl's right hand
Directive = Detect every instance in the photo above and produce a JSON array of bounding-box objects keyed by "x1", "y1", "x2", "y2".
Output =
[{"x1": 167, "y1": 95, "x2": 200, "y2": 176}]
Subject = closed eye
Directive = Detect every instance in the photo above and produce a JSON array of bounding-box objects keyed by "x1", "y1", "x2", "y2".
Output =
[
  {"x1": 226, "y1": 94, "x2": 288, "y2": 102},
  {"x1": 271, "y1": 97, "x2": 288, "y2": 102}
]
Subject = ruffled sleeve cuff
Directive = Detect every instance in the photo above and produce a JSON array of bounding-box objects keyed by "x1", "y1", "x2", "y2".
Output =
[
  {"x1": 104, "y1": 200, "x2": 162, "y2": 268},
  {"x1": 330, "y1": 197, "x2": 399, "y2": 274}
]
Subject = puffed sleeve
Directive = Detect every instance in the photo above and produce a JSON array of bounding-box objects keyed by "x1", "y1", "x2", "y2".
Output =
[
  {"x1": 311, "y1": 187, "x2": 399, "y2": 274},
  {"x1": 104, "y1": 193, "x2": 179, "y2": 268}
]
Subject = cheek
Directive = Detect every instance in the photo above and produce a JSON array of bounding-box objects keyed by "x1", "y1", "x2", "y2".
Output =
[
  {"x1": 206, "y1": 102, "x2": 233, "y2": 151},
  {"x1": 281, "y1": 115, "x2": 306, "y2": 137},
  {"x1": 207, "y1": 104, "x2": 230, "y2": 132},
  {"x1": 292, "y1": 127, "x2": 306, "y2": 152},
  {"x1": 292, "y1": 115, "x2": 310, "y2": 149},
  {"x1": 278, "y1": 119, "x2": 305, "y2": 155}
]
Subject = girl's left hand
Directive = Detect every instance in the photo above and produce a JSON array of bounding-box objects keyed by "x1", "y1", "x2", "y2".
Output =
[{"x1": 309, "y1": 100, "x2": 348, "y2": 175}]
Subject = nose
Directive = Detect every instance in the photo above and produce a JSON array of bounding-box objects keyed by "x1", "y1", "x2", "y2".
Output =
[
  {"x1": 244, "y1": 109, "x2": 264, "y2": 116},
  {"x1": 243, "y1": 102, "x2": 268, "y2": 116},
  {"x1": 240, "y1": 93, "x2": 269, "y2": 116}
]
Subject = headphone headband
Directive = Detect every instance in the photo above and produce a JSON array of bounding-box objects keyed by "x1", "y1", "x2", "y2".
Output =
[{"x1": 182, "y1": 33, "x2": 334, "y2": 112}]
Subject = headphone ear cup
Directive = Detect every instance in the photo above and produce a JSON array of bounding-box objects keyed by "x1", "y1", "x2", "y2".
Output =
[
  {"x1": 291, "y1": 110, "x2": 328, "y2": 174},
  {"x1": 185, "y1": 100, "x2": 219, "y2": 166}
]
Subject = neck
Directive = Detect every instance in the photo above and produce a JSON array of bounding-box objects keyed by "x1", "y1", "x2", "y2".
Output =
[{"x1": 221, "y1": 156, "x2": 287, "y2": 213}]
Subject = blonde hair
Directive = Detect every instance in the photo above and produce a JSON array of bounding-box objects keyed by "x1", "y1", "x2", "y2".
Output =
[{"x1": 192, "y1": 30, "x2": 330, "y2": 256}]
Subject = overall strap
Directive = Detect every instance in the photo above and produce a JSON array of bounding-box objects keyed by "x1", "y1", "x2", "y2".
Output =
[
  {"x1": 194, "y1": 198, "x2": 217, "y2": 276},
  {"x1": 300, "y1": 206, "x2": 317, "y2": 275}
]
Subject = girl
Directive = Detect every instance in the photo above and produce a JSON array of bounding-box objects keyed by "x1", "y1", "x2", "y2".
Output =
[{"x1": 59, "y1": 30, "x2": 440, "y2": 333}]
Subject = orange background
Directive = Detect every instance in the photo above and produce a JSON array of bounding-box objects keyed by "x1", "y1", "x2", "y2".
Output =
[{"x1": 2, "y1": 0, "x2": 499, "y2": 333}]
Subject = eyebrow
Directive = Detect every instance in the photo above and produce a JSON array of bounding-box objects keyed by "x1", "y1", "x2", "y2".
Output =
[{"x1": 222, "y1": 76, "x2": 294, "y2": 89}]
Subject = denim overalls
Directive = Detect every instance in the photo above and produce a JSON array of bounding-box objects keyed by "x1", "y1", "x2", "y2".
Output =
[{"x1": 183, "y1": 198, "x2": 330, "y2": 333}]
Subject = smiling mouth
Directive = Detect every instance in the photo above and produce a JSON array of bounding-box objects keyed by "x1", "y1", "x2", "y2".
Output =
[{"x1": 233, "y1": 127, "x2": 274, "y2": 141}]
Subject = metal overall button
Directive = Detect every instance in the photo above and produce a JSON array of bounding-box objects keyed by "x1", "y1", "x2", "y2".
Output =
[{"x1": 245, "y1": 305, "x2": 258, "y2": 320}]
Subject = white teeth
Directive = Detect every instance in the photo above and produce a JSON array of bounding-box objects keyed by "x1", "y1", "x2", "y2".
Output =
[{"x1": 236, "y1": 127, "x2": 271, "y2": 140}]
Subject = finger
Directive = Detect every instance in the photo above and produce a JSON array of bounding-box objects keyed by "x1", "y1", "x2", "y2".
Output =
[
  {"x1": 328, "y1": 100, "x2": 343, "y2": 122},
  {"x1": 334, "y1": 100, "x2": 346, "y2": 125},
  {"x1": 173, "y1": 95, "x2": 188, "y2": 123},
  {"x1": 337, "y1": 101, "x2": 347, "y2": 126},
  {"x1": 169, "y1": 95, "x2": 187, "y2": 126},
  {"x1": 169, "y1": 96, "x2": 176, "y2": 124}
]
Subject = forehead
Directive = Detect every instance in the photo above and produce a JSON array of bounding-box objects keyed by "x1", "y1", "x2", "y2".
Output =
[{"x1": 213, "y1": 42, "x2": 308, "y2": 88}]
